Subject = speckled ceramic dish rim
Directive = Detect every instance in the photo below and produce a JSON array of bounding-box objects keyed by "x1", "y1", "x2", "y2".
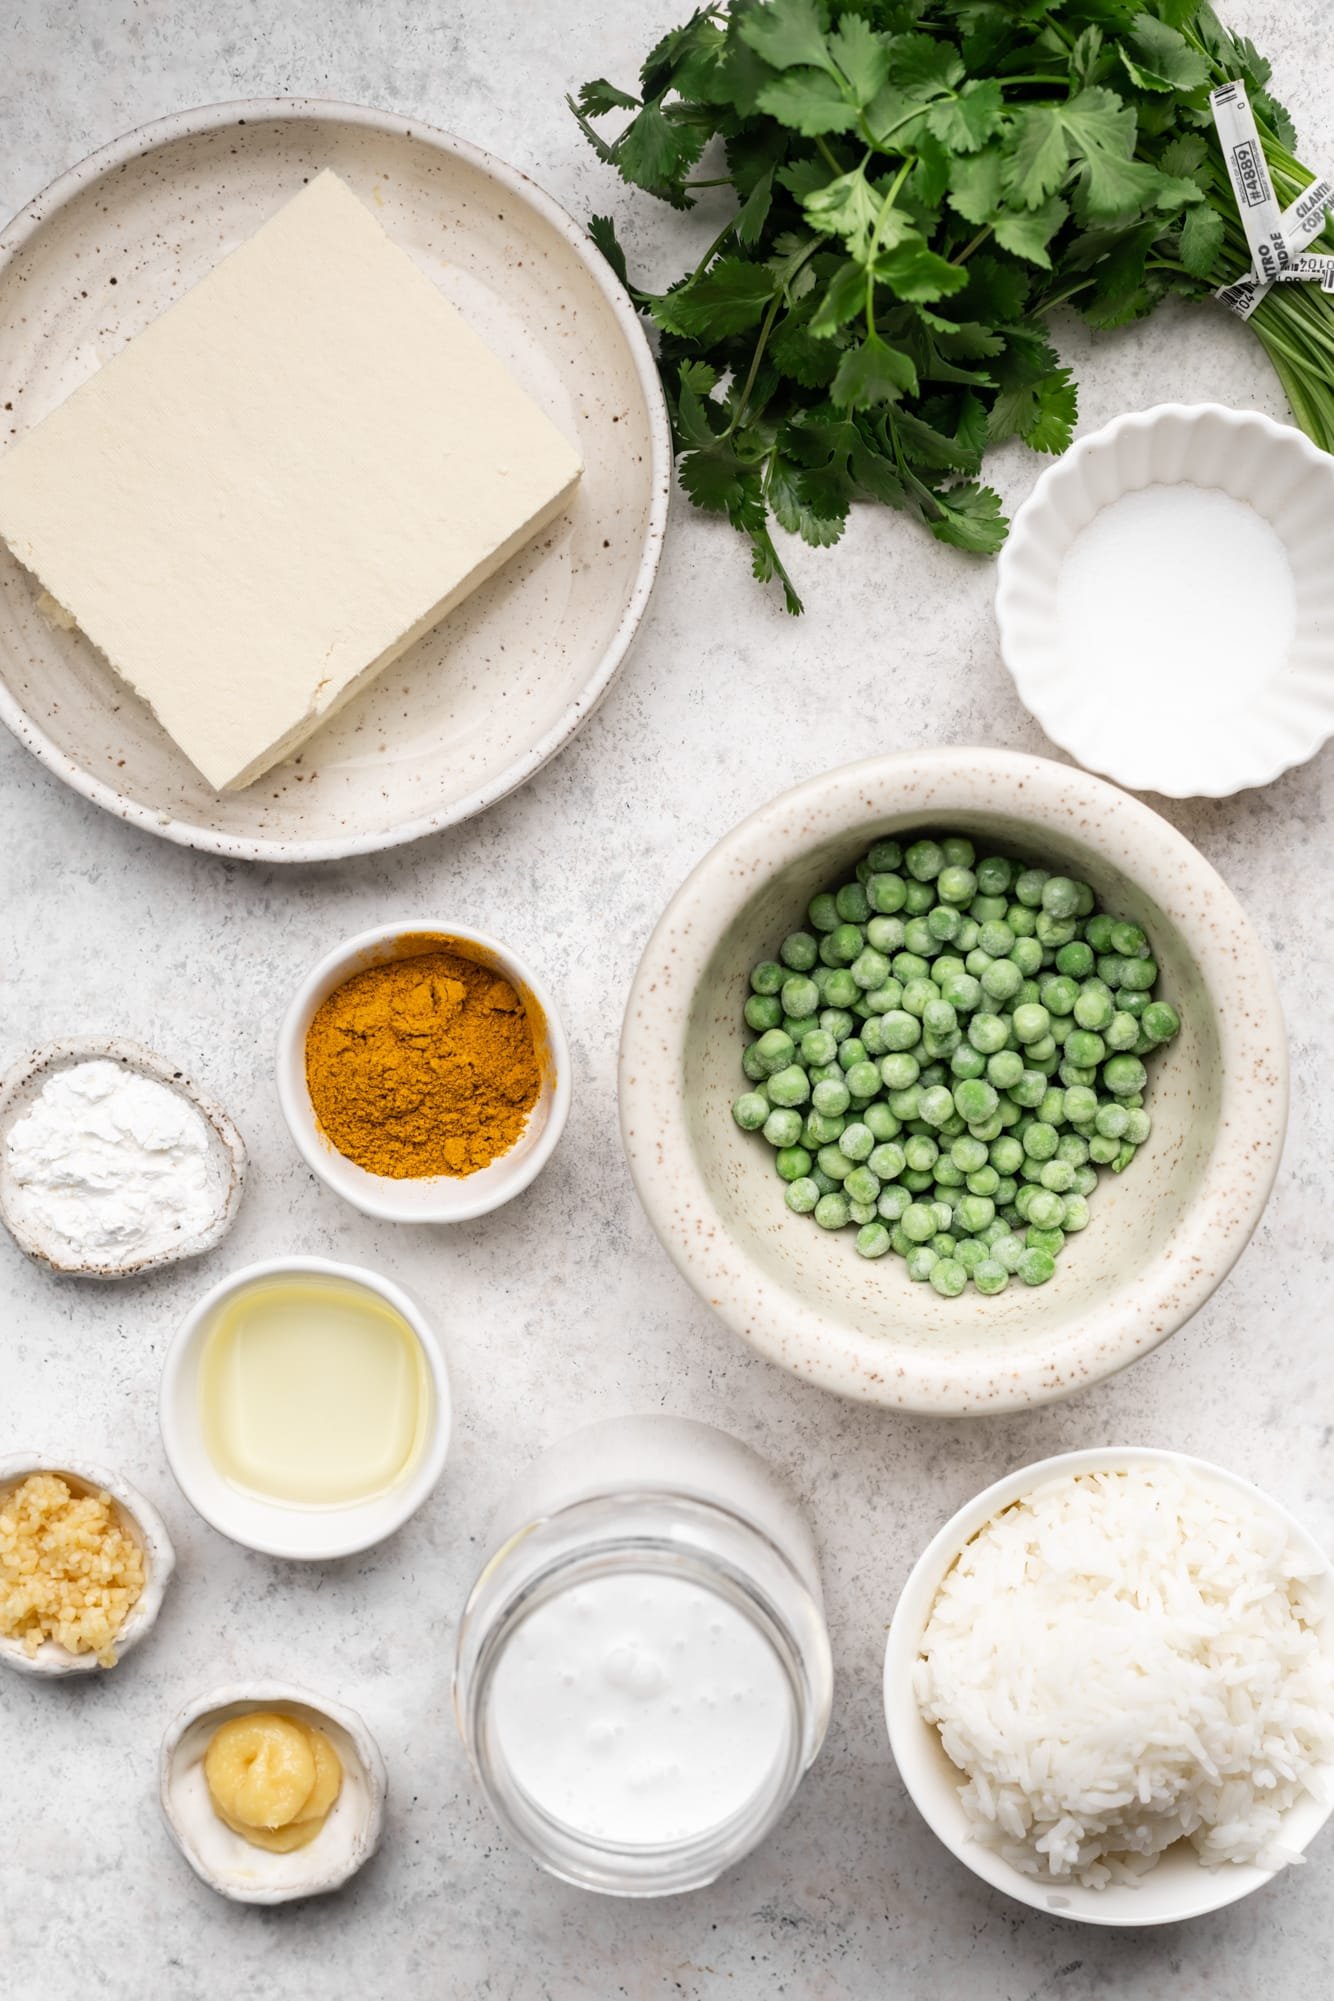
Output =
[
  {"x1": 883, "y1": 1446, "x2": 1334, "y2": 1926},
  {"x1": 0, "y1": 96, "x2": 671, "y2": 862},
  {"x1": 619, "y1": 748, "x2": 1289, "y2": 1413}
]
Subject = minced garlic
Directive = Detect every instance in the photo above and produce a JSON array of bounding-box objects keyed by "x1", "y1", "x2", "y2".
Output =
[{"x1": 0, "y1": 1472, "x2": 146, "y2": 1666}]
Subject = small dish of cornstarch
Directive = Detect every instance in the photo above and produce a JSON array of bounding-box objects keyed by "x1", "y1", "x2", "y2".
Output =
[
  {"x1": 1057, "y1": 484, "x2": 1295, "y2": 718},
  {"x1": 995, "y1": 403, "x2": 1334, "y2": 797},
  {"x1": 0, "y1": 1039, "x2": 245, "y2": 1278},
  {"x1": 885, "y1": 1449, "x2": 1334, "y2": 1926}
]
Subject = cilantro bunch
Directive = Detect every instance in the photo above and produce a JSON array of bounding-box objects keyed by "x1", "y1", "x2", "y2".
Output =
[{"x1": 572, "y1": 1, "x2": 1334, "y2": 611}]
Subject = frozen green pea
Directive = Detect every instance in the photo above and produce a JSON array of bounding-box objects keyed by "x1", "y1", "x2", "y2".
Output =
[
  {"x1": 751, "y1": 1029, "x2": 795, "y2": 1076},
  {"x1": 956, "y1": 1193, "x2": 995, "y2": 1234},
  {"x1": 1104, "y1": 1011, "x2": 1140, "y2": 1051},
  {"x1": 989, "y1": 1135, "x2": 1024, "y2": 1175},
  {"x1": 1062, "y1": 1084, "x2": 1098, "y2": 1126},
  {"x1": 775, "y1": 1146, "x2": 813, "y2": 1182},
  {"x1": 1108, "y1": 920, "x2": 1147, "y2": 957},
  {"x1": 976, "y1": 856, "x2": 1012, "y2": 896},
  {"x1": 1025, "y1": 1188, "x2": 1064, "y2": 1229},
  {"x1": 1026, "y1": 1226, "x2": 1065, "y2": 1257},
  {"x1": 923, "y1": 997, "x2": 958, "y2": 1038},
  {"x1": 941, "y1": 836, "x2": 975, "y2": 868},
  {"x1": 867, "y1": 839, "x2": 902, "y2": 872},
  {"x1": 968, "y1": 1113, "x2": 1005, "y2": 1143},
  {"x1": 903, "y1": 1134, "x2": 939, "y2": 1173},
  {"x1": 927, "y1": 905, "x2": 962, "y2": 944},
  {"x1": 981, "y1": 959, "x2": 1023, "y2": 1004},
  {"x1": 732, "y1": 1091, "x2": 769, "y2": 1131},
  {"x1": 1035, "y1": 912, "x2": 1077, "y2": 949},
  {"x1": 1094, "y1": 1102, "x2": 1128, "y2": 1139},
  {"x1": 820, "y1": 1007, "x2": 855, "y2": 1042},
  {"x1": 1056, "y1": 1133, "x2": 1088, "y2": 1166},
  {"x1": 866, "y1": 917, "x2": 906, "y2": 958},
  {"x1": 838, "y1": 1122, "x2": 875, "y2": 1162},
  {"x1": 868, "y1": 1142, "x2": 906, "y2": 1181},
  {"x1": 970, "y1": 895, "x2": 1008, "y2": 924},
  {"x1": 1009, "y1": 1069, "x2": 1048, "y2": 1108},
  {"x1": 1017, "y1": 1246, "x2": 1056, "y2": 1285},
  {"x1": 1040, "y1": 876, "x2": 1080, "y2": 919},
  {"x1": 888, "y1": 1086, "x2": 923, "y2": 1122},
  {"x1": 905, "y1": 840, "x2": 945, "y2": 882},
  {"x1": 977, "y1": 919, "x2": 1014, "y2": 958},
  {"x1": 877, "y1": 1183, "x2": 911, "y2": 1221},
  {"x1": 783, "y1": 1015, "x2": 819, "y2": 1044},
  {"x1": 902, "y1": 1202, "x2": 936, "y2": 1244},
  {"x1": 934, "y1": 1158, "x2": 965, "y2": 1188},
  {"x1": 750, "y1": 960, "x2": 785, "y2": 996},
  {"x1": 867, "y1": 873, "x2": 907, "y2": 916},
  {"x1": 858, "y1": 1015, "x2": 889, "y2": 1055},
  {"x1": 1037, "y1": 1087, "x2": 1065, "y2": 1126},
  {"x1": 825, "y1": 924, "x2": 864, "y2": 967},
  {"x1": 1097, "y1": 955, "x2": 1128, "y2": 989},
  {"x1": 763, "y1": 1108, "x2": 803, "y2": 1148},
  {"x1": 1011, "y1": 935, "x2": 1044, "y2": 976},
  {"x1": 1123, "y1": 1107, "x2": 1151, "y2": 1144},
  {"x1": 847, "y1": 1200, "x2": 876, "y2": 1224},
  {"x1": 744, "y1": 993, "x2": 783, "y2": 1032},
  {"x1": 879, "y1": 1053, "x2": 919, "y2": 1092},
  {"x1": 930, "y1": 1258, "x2": 967, "y2": 1297},
  {"x1": 906, "y1": 1245, "x2": 937, "y2": 1281},
  {"x1": 930, "y1": 1232, "x2": 957, "y2": 1259},
  {"x1": 930, "y1": 1200, "x2": 955, "y2": 1231},
  {"x1": 900, "y1": 977, "x2": 938, "y2": 1018},
  {"x1": 881, "y1": 1009, "x2": 922, "y2": 1052},
  {"x1": 1103, "y1": 1054, "x2": 1146, "y2": 1097},
  {"x1": 919, "y1": 1085, "x2": 956, "y2": 1127},
  {"x1": 903, "y1": 880, "x2": 934, "y2": 915},
  {"x1": 1142, "y1": 1001, "x2": 1180, "y2": 1044},
  {"x1": 955, "y1": 918, "x2": 981, "y2": 951},
  {"x1": 1062, "y1": 1194, "x2": 1090, "y2": 1231},
  {"x1": 1023, "y1": 1121, "x2": 1059, "y2": 1161},
  {"x1": 864, "y1": 1103, "x2": 901, "y2": 1142},
  {"x1": 973, "y1": 1257, "x2": 1009, "y2": 1295},
  {"x1": 824, "y1": 969, "x2": 860, "y2": 1009},
  {"x1": 844, "y1": 1165, "x2": 881, "y2": 1205},
  {"x1": 845, "y1": 1061, "x2": 881, "y2": 1100},
  {"x1": 1118, "y1": 954, "x2": 1157, "y2": 992},
  {"x1": 801, "y1": 1029, "x2": 838, "y2": 1068},
  {"x1": 967, "y1": 1013, "x2": 1009, "y2": 1056},
  {"x1": 1088, "y1": 1133, "x2": 1119, "y2": 1164},
  {"x1": 779, "y1": 932, "x2": 819, "y2": 973},
  {"x1": 951, "y1": 1044, "x2": 988, "y2": 1081},
  {"x1": 990, "y1": 1232, "x2": 1025, "y2": 1272},
  {"x1": 856, "y1": 1221, "x2": 892, "y2": 1259},
  {"x1": 1072, "y1": 1164, "x2": 1097, "y2": 1196},
  {"x1": 813, "y1": 1192, "x2": 850, "y2": 1230},
  {"x1": 1014, "y1": 868, "x2": 1048, "y2": 907},
  {"x1": 767, "y1": 1065, "x2": 810, "y2": 1108},
  {"x1": 1059, "y1": 1061, "x2": 1097, "y2": 1090},
  {"x1": 1064, "y1": 1029, "x2": 1105, "y2": 1068},
  {"x1": 937, "y1": 971, "x2": 982, "y2": 1013},
  {"x1": 779, "y1": 975, "x2": 819, "y2": 1021},
  {"x1": 785, "y1": 1176, "x2": 820, "y2": 1214},
  {"x1": 1038, "y1": 1159, "x2": 1074, "y2": 1194},
  {"x1": 953, "y1": 1078, "x2": 999, "y2": 1124},
  {"x1": 1042, "y1": 975, "x2": 1078, "y2": 1016},
  {"x1": 951, "y1": 1135, "x2": 989, "y2": 1174},
  {"x1": 816, "y1": 1144, "x2": 853, "y2": 1181},
  {"x1": 955, "y1": 1237, "x2": 988, "y2": 1273},
  {"x1": 1056, "y1": 940, "x2": 1094, "y2": 978},
  {"x1": 808, "y1": 893, "x2": 839, "y2": 933},
  {"x1": 1073, "y1": 986, "x2": 1113, "y2": 1031},
  {"x1": 850, "y1": 948, "x2": 890, "y2": 993},
  {"x1": 1012, "y1": 1002, "x2": 1050, "y2": 1045},
  {"x1": 804, "y1": 1110, "x2": 845, "y2": 1146},
  {"x1": 834, "y1": 882, "x2": 869, "y2": 925},
  {"x1": 1006, "y1": 901, "x2": 1037, "y2": 937}
]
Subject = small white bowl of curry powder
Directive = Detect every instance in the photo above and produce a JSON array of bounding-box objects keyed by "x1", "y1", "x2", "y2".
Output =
[{"x1": 277, "y1": 925, "x2": 570, "y2": 1222}]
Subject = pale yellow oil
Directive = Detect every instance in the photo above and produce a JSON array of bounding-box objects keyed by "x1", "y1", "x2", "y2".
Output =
[{"x1": 199, "y1": 1274, "x2": 431, "y2": 1507}]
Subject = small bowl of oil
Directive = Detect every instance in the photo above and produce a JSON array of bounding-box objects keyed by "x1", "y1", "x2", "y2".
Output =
[{"x1": 160, "y1": 1257, "x2": 451, "y2": 1559}]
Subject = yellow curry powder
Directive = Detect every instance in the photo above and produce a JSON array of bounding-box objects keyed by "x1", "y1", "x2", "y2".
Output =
[{"x1": 305, "y1": 939, "x2": 542, "y2": 1179}]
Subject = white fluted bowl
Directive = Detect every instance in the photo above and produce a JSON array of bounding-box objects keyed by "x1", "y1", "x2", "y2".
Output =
[{"x1": 996, "y1": 404, "x2": 1334, "y2": 797}]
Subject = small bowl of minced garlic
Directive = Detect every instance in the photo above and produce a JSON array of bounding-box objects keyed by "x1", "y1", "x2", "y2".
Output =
[
  {"x1": 0, "y1": 1037, "x2": 246, "y2": 1278},
  {"x1": 0, "y1": 1454, "x2": 176, "y2": 1675},
  {"x1": 159, "y1": 1683, "x2": 388, "y2": 1903}
]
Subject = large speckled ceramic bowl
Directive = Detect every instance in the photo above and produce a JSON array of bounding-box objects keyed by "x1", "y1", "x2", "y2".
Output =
[
  {"x1": 619, "y1": 749, "x2": 1287, "y2": 1414},
  {"x1": 0, "y1": 100, "x2": 668, "y2": 861}
]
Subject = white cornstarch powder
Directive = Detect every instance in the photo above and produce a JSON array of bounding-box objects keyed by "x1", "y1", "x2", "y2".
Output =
[
  {"x1": 5, "y1": 1058, "x2": 217, "y2": 1263},
  {"x1": 1056, "y1": 483, "x2": 1296, "y2": 716}
]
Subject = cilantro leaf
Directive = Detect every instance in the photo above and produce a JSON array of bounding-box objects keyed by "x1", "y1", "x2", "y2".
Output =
[
  {"x1": 617, "y1": 99, "x2": 710, "y2": 201},
  {"x1": 588, "y1": 215, "x2": 633, "y2": 293},
  {"x1": 809, "y1": 258, "x2": 873, "y2": 335},
  {"x1": 1118, "y1": 15, "x2": 1210, "y2": 96},
  {"x1": 764, "y1": 450, "x2": 848, "y2": 544},
  {"x1": 877, "y1": 241, "x2": 970, "y2": 302},
  {"x1": 1004, "y1": 107, "x2": 1070, "y2": 208},
  {"x1": 757, "y1": 70, "x2": 862, "y2": 135},
  {"x1": 831, "y1": 334, "x2": 919, "y2": 409},
  {"x1": 948, "y1": 147, "x2": 1004, "y2": 225},
  {"x1": 988, "y1": 366, "x2": 1077, "y2": 452},
  {"x1": 1178, "y1": 200, "x2": 1225, "y2": 280},
  {"x1": 828, "y1": 14, "x2": 892, "y2": 105},
  {"x1": 927, "y1": 78, "x2": 1004, "y2": 154},
  {"x1": 993, "y1": 196, "x2": 1069, "y2": 267},
  {"x1": 738, "y1": 0, "x2": 835, "y2": 74},
  {"x1": 650, "y1": 257, "x2": 778, "y2": 339},
  {"x1": 574, "y1": 79, "x2": 639, "y2": 117},
  {"x1": 925, "y1": 480, "x2": 1008, "y2": 555}
]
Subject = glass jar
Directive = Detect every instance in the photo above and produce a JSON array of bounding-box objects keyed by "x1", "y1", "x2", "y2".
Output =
[{"x1": 453, "y1": 1414, "x2": 833, "y2": 1896}]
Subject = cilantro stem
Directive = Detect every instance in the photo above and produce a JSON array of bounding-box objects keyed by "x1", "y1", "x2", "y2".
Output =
[
  {"x1": 722, "y1": 240, "x2": 821, "y2": 442},
  {"x1": 865, "y1": 159, "x2": 913, "y2": 335}
]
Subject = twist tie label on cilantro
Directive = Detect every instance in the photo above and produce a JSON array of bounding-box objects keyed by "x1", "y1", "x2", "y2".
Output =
[{"x1": 1212, "y1": 82, "x2": 1334, "y2": 318}]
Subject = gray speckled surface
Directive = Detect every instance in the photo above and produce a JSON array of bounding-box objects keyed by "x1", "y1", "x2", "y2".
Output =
[{"x1": 2, "y1": 3, "x2": 1332, "y2": 1996}]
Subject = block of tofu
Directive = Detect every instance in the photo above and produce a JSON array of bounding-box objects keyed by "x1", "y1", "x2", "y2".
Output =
[{"x1": 0, "y1": 170, "x2": 583, "y2": 791}]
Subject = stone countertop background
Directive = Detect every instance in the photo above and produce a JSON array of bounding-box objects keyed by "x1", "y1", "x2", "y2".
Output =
[{"x1": 1, "y1": 3, "x2": 1331, "y2": 1996}]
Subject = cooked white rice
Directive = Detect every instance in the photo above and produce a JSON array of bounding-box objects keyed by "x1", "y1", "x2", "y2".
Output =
[{"x1": 914, "y1": 1464, "x2": 1334, "y2": 1888}]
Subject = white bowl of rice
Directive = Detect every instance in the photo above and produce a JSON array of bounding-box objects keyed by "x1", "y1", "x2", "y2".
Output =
[{"x1": 884, "y1": 1448, "x2": 1334, "y2": 1925}]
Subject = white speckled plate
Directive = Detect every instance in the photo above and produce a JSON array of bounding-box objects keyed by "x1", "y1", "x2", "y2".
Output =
[{"x1": 0, "y1": 100, "x2": 669, "y2": 860}]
